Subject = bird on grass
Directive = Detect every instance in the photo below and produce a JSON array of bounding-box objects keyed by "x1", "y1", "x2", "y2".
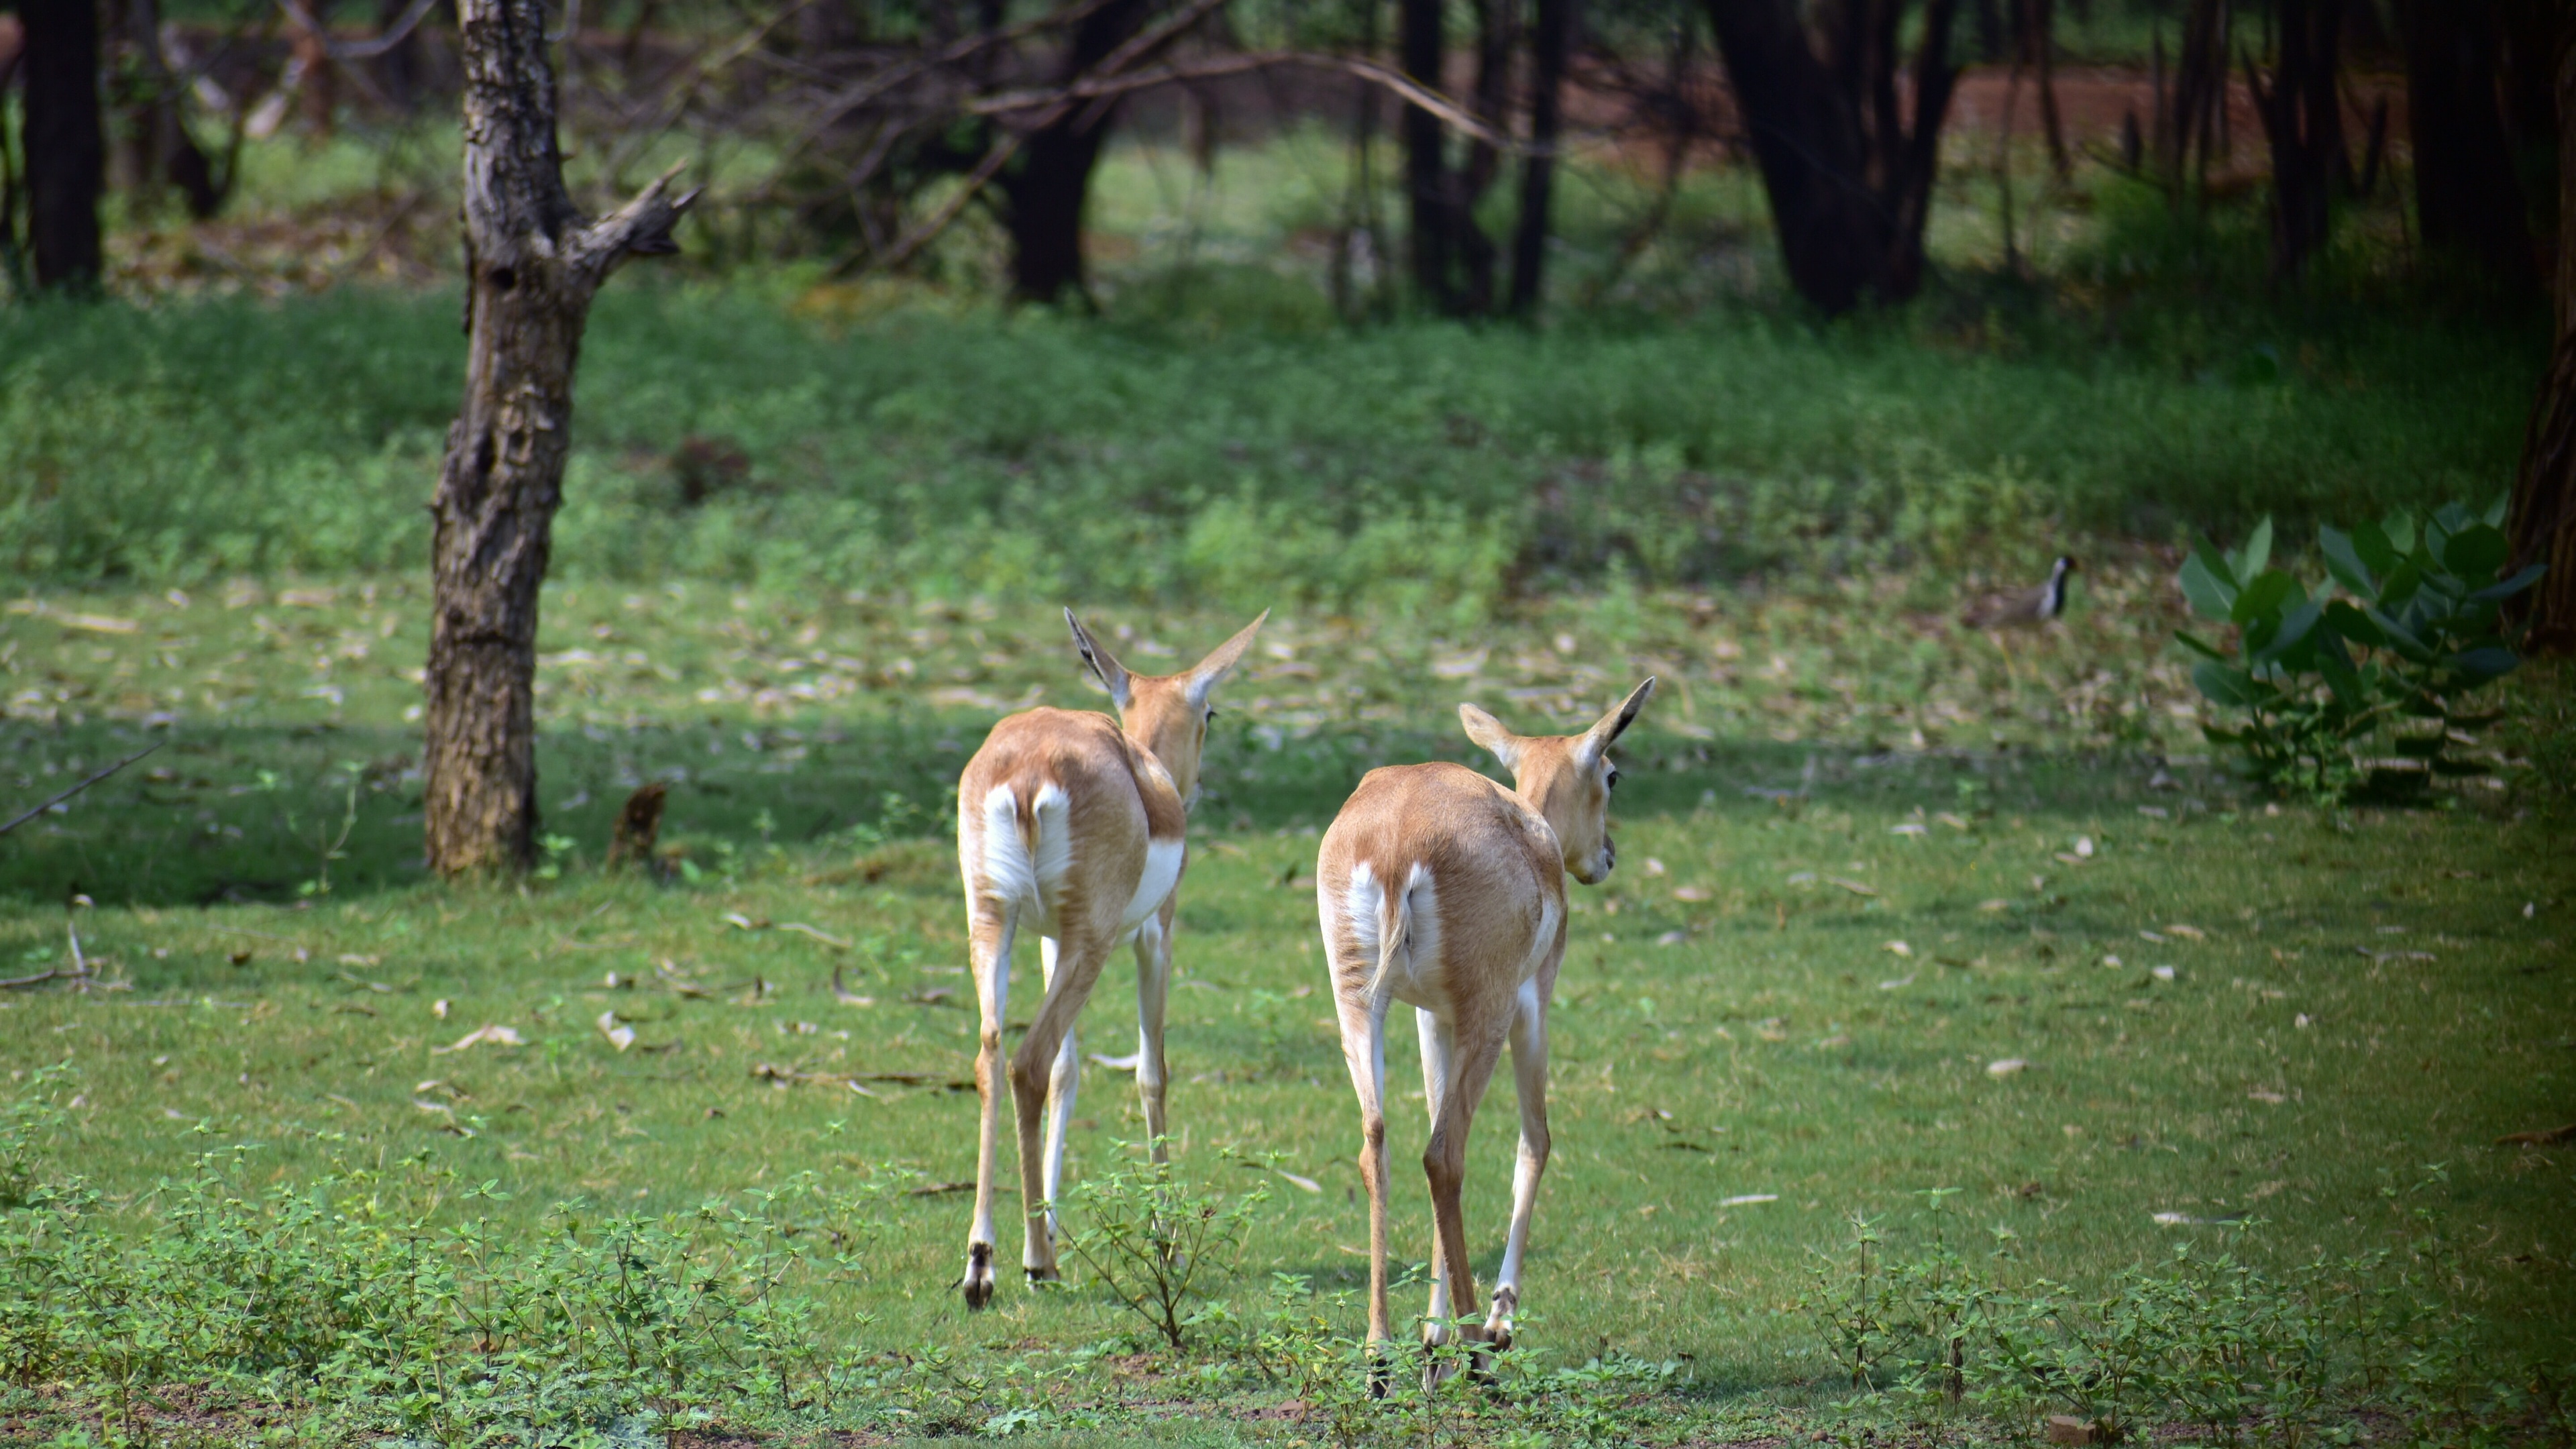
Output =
[
  {"x1": 1961, "y1": 556, "x2": 2076, "y2": 680},
  {"x1": 1962, "y1": 555, "x2": 2077, "y2": 630}
]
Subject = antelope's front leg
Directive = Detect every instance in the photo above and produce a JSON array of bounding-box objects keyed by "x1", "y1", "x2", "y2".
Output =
[
  {"x1": 961, "y1": 906, "x2": 1016, "y2": 1311},
  {"x1": 1486, "y1": 981, "x2": 1552, "y2": 1350},
  {"x1": 1038, "y1": 936, "x2": 1079, "y2": 1242},
  {"x1": 1133, "y1": 906, "x2": 1174, "y2": 1159}
]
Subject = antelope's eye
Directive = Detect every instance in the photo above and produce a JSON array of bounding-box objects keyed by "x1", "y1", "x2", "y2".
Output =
[{"x1": 1606, "y1": 768, "x2": 1620, "y2": 790}]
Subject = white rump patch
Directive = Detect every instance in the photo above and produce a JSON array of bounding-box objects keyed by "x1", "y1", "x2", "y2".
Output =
[
  {"x1": 981, "y1": 783, "x2": 1072, "y2": 924},
  {"x1": 1121, "y1": 837, "x2": 1185, "y2": 933},
  {"x1": 1346, "y1": 861, "x2": 1440, "y2": 1007}
]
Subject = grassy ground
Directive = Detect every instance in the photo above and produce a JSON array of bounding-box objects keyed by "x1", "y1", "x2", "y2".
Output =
[{"x1": 3, "y1": 574, "x2": 2570, "y2": 1440}]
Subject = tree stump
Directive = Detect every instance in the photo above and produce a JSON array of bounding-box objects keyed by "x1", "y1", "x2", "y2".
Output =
[{"x1": 606, "y1": 783, "x2": 668, "y2": 873}]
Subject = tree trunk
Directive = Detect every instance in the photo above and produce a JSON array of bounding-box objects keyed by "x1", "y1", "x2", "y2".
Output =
[
  {"x1": 1451, "y1": 0, "x2": 1513, "y2": 313},
  {"x1": 22, "y1": 0, "x2": 106, "y2": 291},
  {"x1": 2508, "y1": 23, "x2": 2576, "y2": 654},
  {"x1": 1700, "y1": 0, "x2": 1962, "y2": 313},
  {"x1": 1399, "y1": 0, "x2": 1454, "y2": 309},
  {"x1": 1509, "y1": 0, "x2": 1572, "y2": 313},
  {"x1": 2400, "y1": 0, "x2": 2535, "y2": 289},
  {"x1": 995, "y1": 0, "x2": 1150, "y2": 305},
  {"x1": 105, "y1": 0, "x2": 222, "y2": 217},
  {"x1": 423, "y1": 0, "x2": 690, "y2": 876},
  {"x1": 2248, "y1": 0, "x2": 2343, "y2": 280},
  {"x1": 2016, "y1": 0, "x2": 2066, "y2": 174}
]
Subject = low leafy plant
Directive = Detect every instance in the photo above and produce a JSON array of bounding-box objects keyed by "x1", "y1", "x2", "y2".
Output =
[
  {"x1": 1055, "y1": 1139, "x2": 1267, "y2": 1352},
  {"x1": 1802, "y1": 1178, "x2": 2538, "y2": 1446},
  {"x1": 0, "y1": 1090, "x2": 895, "y2": 1448},
  {"x1": 2178, "y1": 502, "x2": 2544, "y2": 800}
]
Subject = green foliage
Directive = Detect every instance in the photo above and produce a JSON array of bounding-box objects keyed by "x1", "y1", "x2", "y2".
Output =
[
  {"x1": 1057, "y1": 1140, "x2": 1267, "y2": 1352},
  {"x1": 1803, "y1": 1178, "x2": 2569, "y2": 1446},
  {"x1": 2178, "y1": 502, "x2": 2544, "y2": 800},
  {"x1": 0, "y1": 1089, "x2": 895, "y2": 1445},
  {"x1": 0, "y1": 289, "x2": 2534, "y2": 616}
]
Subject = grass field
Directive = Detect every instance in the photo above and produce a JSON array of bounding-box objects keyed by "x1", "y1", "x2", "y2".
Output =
[
  {"x1": 5, "y1": 112, "x2": 2570, "y2": 1436},
  {"x1": 3, "y1": 569, "x2": 2570, "y2": 1442}
]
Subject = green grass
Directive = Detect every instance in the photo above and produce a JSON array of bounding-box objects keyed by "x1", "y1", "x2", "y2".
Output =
[
  {"x1": 2, "y1": 576, "x2": 2569, "y2": 1440},
  {"x1": 0, "y1": 272, "x2": 2538, "y2": 616}
]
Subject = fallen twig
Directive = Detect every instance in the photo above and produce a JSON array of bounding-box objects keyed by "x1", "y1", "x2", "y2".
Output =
[{"x1": 0, "y1": 741, "x2": 165, "y2": 838}]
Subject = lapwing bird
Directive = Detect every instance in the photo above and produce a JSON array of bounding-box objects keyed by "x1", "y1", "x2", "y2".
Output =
[
  {"x1": 1961, "y1": 555, "x2": 2076, "y2": 631},
  {"x1": 1961, "y1": 556, "x2": 2076, "y2": 681}
]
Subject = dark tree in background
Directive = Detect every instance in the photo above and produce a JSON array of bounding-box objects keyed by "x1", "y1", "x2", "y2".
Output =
[
  {"x1": 422, "y1": 0, "x2": 691, "y2": 875},
  {"x1": 17, "y1": 0, "x2": 105, "y2": 290},
  {"x1": 2509, "y1": 19, "x2": 2576, "y2": 654},
  {"x1": 1508, "y1": 0, "x2": 1576, "y2": 313},
  {"x1": 995, "y1": 0, "x2": 1154, "y2": 304},
  {"x1": 1399, "y1": 0, "x2": 1457, "y2": 307},
  {"x1": 2400, "y1": 0, "x2": 2536, "y2": 291},
  {"x1": 1699, "y1": 0, "x2": 1964, "y2": 314},
  {"x1": 2247, "y1": 0, "x2": 2343, "y2": 280}
]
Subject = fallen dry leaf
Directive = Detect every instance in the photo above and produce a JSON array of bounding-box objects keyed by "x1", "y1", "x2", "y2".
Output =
[
  {"x1": 1718, "y1": 1193, "x2": 1778, "y2": 1207},
  {"x1": 598, "y1": 1011, "x2": 636, "y2": 1052},
  {"x1": 1277, "y1": 1169, "x2": 1323, "y2": 1194},
  {"x1": 432, "y1": 1024, "x2": 525, "y2": 1055},
  {"x1": 431, "y1": 998, "x2": 450, "y2": 1019},
  {"x1": 1987, "y1": 1058, "x2": 2029, "y2": 1078},
  {"x1": 1883, "y1": 940, "x2": 1913, "y2": 957},
  {"x1": 1672, "y1": 885, "x2": 1711, "y2": 902}
]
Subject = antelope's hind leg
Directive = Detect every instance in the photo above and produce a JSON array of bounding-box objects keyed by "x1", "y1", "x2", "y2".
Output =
[
  {"x1": 960, "y1": 902, "x2": 1018, "y2": 1311},
  {"x1": 1010, "y1": 926, "x2": 1117, "y2": 1287}
]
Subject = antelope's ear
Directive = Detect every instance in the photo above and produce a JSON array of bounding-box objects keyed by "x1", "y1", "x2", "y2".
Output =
[
  {"x1": 1185, "y1": 608, "x2": 1269, "y2": 708},
  {"x1": 1065, "y1": 608, "x2": 1132, "y2": 710},
  {"x1": 1458, "y1": 703, "x2": 1523, "y2": 771},
  {"x1": 1576, "y1": 678, "x2": 1656, "y2": 765}
]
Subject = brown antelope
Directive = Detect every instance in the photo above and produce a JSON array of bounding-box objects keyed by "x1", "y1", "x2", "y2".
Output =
[
  {"x1": 1315, "y1": 679, "x2": 1655, "y2": 1375},
  {"x1": 953, "y1": 608, "x2": 1266, "y2": 1309}
]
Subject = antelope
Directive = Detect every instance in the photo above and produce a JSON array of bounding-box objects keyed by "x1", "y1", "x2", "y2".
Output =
[
  {"x1": 1315, "y1": 678, "x2": 1656, "y2": 1379},
  {"x1": 953, "y1": 608, "x2": 1267, "y2": 1309}
]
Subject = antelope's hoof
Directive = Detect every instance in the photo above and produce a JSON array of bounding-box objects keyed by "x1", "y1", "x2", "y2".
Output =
[
  {"x1": 1366, "y1": 1352, "x2": 1394, "y2": 1401},
  {"x1": 1483, "y1": 1289, "x2": 1518, "y2": 1354},
  {"x1": 960, "y1": 1243, "x2": 996, "y2": 1311},
  {"x1": 1025, "y1": 1265, "x2": 1062, "y2": 1289}
]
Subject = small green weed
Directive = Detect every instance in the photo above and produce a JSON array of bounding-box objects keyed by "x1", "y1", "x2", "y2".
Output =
[
  {"x1": 1058, "y1": 1139, "x2": 1268, "y2": 1352},
  {"x1": 1803, "y1": 1173, "x2": 2571, "y2": 1446}
]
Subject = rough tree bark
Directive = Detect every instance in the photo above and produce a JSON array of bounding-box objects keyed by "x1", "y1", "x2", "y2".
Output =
[
  {"x1": 2507, "y1": 24, "x2": 2576, "y2": 654},
  {"x1": 2399, "y1": 0, "x2": 2534, "y2": 290},
  {"x1": 994, "y1": 0, "x2": 1152, "y2": 304},
  {"x1": 423, "y1": 0, "x2": 691, "y2": 876},
  {"x1": 2247, "y1": 0, "x2": 2343, "y2": 280},
  {"x1": 21, "y1": 0, "x2": 106, "y2": 290},
  {"x1": 1508, "y1": 0, "x2": 1574, "y2": 313},
  {"x1": 1699, "y1": 0, "x2": 1964, "y2": 314}
]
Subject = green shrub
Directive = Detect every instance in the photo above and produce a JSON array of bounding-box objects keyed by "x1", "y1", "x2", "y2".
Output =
[
  {"x1": 2178, "y1": 503, "x2": 2543, "y2": 801},
  {"x1": 1056, "y1": 1140, "x2": 1267, "y2": 1352}
]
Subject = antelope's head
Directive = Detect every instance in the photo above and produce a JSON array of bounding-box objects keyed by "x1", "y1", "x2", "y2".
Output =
[
  {"x1": 1458, "y1": 678, "x2": 1656, "y2": 885},
  {"x1": 1065, "y1": 608, "x2": 1268, "y2": 810}
]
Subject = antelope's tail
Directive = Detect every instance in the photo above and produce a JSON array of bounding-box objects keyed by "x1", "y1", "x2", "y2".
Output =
[{"x1": 1364, "y1": 869, "x2": 1411, "y2": 1004}]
